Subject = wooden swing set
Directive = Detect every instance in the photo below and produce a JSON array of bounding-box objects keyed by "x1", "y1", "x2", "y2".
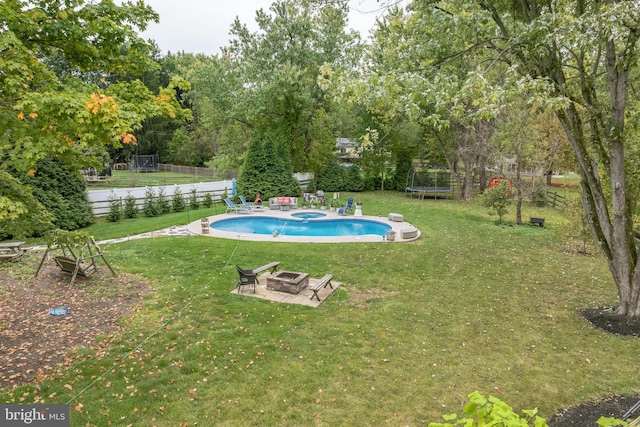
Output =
[{"x1": 34, "y1": 231, "x2": 116, "y2": 286}]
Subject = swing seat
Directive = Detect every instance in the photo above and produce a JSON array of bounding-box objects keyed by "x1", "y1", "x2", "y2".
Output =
[
  {"x1": 35, "y1": 234, "x2": 117, "y2": 285},
  {"x1": 54, "y1": 255, "x2": 98, "y2": 284}
]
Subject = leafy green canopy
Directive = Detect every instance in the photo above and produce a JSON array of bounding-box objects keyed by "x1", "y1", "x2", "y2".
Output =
[
  {"x1": 221, "y1": 0, "x2": 361, "y2": 173},
  {"x1": 0, "y1": 0, "x2": 190, "y2": 236},
  {"x1": 350, "y1": 0, "x2": 640, "y2": 317}
]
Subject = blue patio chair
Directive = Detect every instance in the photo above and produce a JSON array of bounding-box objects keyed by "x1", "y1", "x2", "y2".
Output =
[
  {"x1": 337, "y1": 197, "x2": 354, "y2": 216},
  {"x1": 345, "y1": 197, "x2": 354, "y2": 212},
  {"x1": 239, "y1": 195, "x2": 256, "y2": 210},
  {"x1": 224, "y1": 198, "x2": 251, "y2": 214}
]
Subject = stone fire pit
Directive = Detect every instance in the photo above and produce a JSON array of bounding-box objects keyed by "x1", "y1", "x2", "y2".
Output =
[{"x1": 267, "y1": 270, "x2": 309, "y2": 294}]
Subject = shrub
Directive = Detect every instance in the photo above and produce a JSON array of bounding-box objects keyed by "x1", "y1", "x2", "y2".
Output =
[
  {"x1": 157, "y1": 187, "x2": 171, "y2": 215},
  {"x1": 529, "y1": 186, "x2": 547, "y2": 207},
  {"x1": 106, "y1": 191, "x2": 122, "y2": 222},
  {"x1": 189, "y1": 188, "x2": 199, "y2": 210},
  {"x1": 481, "y1": 182, "x2": 512, "y2": 223},
  {"x1": 172, "y1": 188, "x2": 186, "y2": 212},
  {"x1": 563, "y1": 197, "x2": 597, "y2": 255},
  {"x1": 123, "y1": 192, "x2": 138, "y2": 219},
  {"x1": 143, "y1": 187, "x2": 158, "y2": 217},
  {"x1": 428, "y1": 391, "x2": 548, "y2": 427}
]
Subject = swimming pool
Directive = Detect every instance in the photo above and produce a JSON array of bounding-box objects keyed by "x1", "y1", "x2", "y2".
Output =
[
  {"x1": 290, "y1": 212, "x2": 327, "y2": 219},
  {"x1": 210, "y1": 215, "x2": 391, "y2": 237}
]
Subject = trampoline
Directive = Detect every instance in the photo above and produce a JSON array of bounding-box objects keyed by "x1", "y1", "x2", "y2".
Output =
[{"x1": 405, "y1": 169, "x2": 454, "y2": 199}]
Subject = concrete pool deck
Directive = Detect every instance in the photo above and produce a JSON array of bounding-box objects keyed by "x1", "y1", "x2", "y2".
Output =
[{"x1": 187, "y1": 207, "x2": 421, "y2": 243}]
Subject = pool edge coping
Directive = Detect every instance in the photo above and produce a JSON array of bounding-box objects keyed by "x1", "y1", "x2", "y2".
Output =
[{"x1": 189, "y1": 209, "x2": 421, "y2": 243}]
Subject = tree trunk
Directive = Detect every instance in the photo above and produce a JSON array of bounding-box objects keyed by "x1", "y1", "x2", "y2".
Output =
[
  {"x1": 557, "y1": 103, "x2": 640, "y2": 318},
  {"x1": 515, "y1": 149, "x2": 522, "y2": 225},
  {"x1": 462, "y1": 157, "x2": 474, "y2": 201},
  {"x1": 479, "y1": 0, "x2": 640, "y2": 318},
  {"x1": 478, "y1": 160, "x2": 488, "y2": 193}
]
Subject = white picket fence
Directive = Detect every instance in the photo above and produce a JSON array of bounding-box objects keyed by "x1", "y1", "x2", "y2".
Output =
[{"x1": 87, "y1": 173, "x2": 313, "y2": 217}]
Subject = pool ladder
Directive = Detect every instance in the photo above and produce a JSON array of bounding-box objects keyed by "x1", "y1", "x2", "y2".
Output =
[{"x1": 280, "y1": 220, "x2": 288, "y2": 236}]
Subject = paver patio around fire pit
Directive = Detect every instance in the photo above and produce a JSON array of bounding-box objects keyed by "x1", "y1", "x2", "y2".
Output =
[{"x1": 231, "y1": 272, "x2": 341, "y2": 307}]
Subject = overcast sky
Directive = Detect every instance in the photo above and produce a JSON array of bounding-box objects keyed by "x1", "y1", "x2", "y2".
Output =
[{"x1": 137, "y1": 1, "x2": 405, "y2": 55}]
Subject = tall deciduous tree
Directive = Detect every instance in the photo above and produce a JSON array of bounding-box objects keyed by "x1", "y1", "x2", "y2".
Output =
[
  {"x1": 403, "y1": 1, "x2": 640, "y2": 318},
  {"x1": 223, "y1": 0, "x2": 361, "y2": 173},
  {"x1": 0, "y1": 0, "x2": 189, "y2": 236},
  {"x1": 325, "y1": 4, "x2": 506, "y2": 200},
  {"x1": 175, "y1": 53, "x2": 248, "y2": 170},
  {"x1": 473, "y1": 1, "x2": 640, "y2": 318}
]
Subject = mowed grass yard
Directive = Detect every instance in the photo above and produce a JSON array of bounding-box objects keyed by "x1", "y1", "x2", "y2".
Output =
[{"x1": 3, "y1": 189, "x2": 638, "y2": 426}]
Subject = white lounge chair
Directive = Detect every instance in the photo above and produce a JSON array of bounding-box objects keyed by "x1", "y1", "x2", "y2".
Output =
[
  {"x1": 224, "y1": 198, "x2": 251, "y2": 214},
  {"x1": 239, "y1": 195, "x2": 259, "y2": 210}
]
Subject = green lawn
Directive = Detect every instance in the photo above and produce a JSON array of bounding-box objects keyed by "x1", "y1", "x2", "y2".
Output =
[
  {"x1": 85, "y1": 170, "x2": 221, "y2": 188},
  {"x1": 3, "y1": 190, "x2": 636, "y2": 426}
]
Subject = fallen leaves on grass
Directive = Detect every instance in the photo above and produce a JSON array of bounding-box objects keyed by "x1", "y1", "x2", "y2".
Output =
[{"x1": 0, "y1": 255, "x2": 151, "y2": 391}]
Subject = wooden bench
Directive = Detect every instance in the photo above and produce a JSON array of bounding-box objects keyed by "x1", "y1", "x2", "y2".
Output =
[
  {"x1": 253, "y1": 262, "x2": 281, "y2": 284},
  {"x1": 530, "y1": 217, "x2": 545, "y2": 227},
  {"x1": 253, "y1": 261, "x2": 280, "y2": 274},
  {"x1": 0, "y1": 242, "x2": 26, "y2": 260},
  {"x1": 310, "y1": 274, "x2": 334, "y2": 301}
]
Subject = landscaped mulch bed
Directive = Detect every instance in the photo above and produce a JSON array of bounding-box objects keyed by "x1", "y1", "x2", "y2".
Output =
[
  {"x1": 547, "y1": 307, "x2": 640, "y2": 426},
  {"x1": 0, "y1": 253, "x2": 151, "y2": 392}
]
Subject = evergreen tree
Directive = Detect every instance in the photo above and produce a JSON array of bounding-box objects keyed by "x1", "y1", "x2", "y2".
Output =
[
  {"x1": 189, "y1": 188, "x2": 199, "y2": 210},
  {"x1": 202, "y1": 192, "x2": 213, "y2": 208},
  {"x1": 143, "y1": 187, "x2": 158, "y2": 217},
  {"x1": 157, "y1": 187, "x2": 171, "y2": 215},
  {"x1": 18, "y1": 158, "x2": 94, "y2": 230},
  {"x1": 106, "y1": 191, "x2": 122, "y2": 222},
  {"x1": 343, "y1": 164, "x2": 365, "y2": 192},
  {"x1": 0, "y1": 172, "x2": 53, "y2": 239},
  {"x1": 172, "y1": 187, "x2": 186, "y2": 212},
  {"x1": 124, "y1": 192, "x2": 138, "y2": 218},
  {"x1": 237, "y1": 134, "x2": 301, "y2": 199},
  {"x1": 313, "y1": 160, "x2": 344, "y2": 192},
  {"x1": 392, "y1": 149, "x2": 413, "y2": 192}
]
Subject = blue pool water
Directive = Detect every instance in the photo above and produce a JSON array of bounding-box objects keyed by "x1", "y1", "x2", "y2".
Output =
[
  {"x1": 290, "y1": 212, "x2": 327, "y2": 219},
  {"x1": 210, "y1": 216, "x2": 391, "y2": 237}
]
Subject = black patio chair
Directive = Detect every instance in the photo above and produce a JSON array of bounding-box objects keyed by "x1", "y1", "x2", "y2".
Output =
[{"x1": 235, "y1": 265, "x2": 258, "y2": 293}]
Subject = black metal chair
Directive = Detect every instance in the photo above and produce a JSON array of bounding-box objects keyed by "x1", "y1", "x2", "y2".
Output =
[{"x1": 235, "y1": 265, "x2": 258, "y2": 293}]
